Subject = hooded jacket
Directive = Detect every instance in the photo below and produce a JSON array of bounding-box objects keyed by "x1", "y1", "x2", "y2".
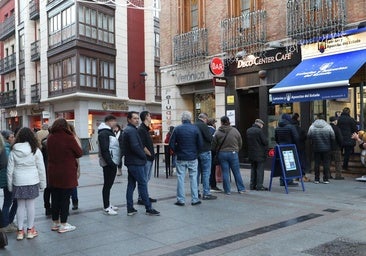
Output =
[
  {"x1": 98, "y1": 123, "x2": 121, "y2": 167},
  {"x1": 307, "y1": 119, "x2": 335, "y2": 152},
  {"x1": 47, "y1": 127, "x2": 83, "y2": 189},
  {"x1": 275, "y1": 119, "x2": 299, "y2": 145},
  {"x1": 212, "y1": 125, "x2": 242, "y2": 152},
  {"x1": 7, "y1": 142, "x2": 46, "y2": 192}
]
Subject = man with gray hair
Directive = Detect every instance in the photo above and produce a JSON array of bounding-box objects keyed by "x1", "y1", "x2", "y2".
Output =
[
  {"x1": 195, "y1": 113, "x2": 216, "y2": 200},
  {"x1": 169, "y1": 111, "x2": 203, "y2": 206}
]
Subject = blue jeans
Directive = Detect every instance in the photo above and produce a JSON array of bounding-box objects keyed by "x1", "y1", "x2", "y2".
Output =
[
  {"x1": 2, "y1": 187, "x2": 17, "y2": 226},
  {"x1": 126, "y1": 165, "x2": 151, "y2": 211},
  {"x1": 176, "y1": 159, "x2": 199, "y2": 203},
  {"x1": 139, "y1": 160, "x2": 153, "y2": 200},
  {"x1": 197, "y1": 151, "x2": 212, "y2": 196},
  {"x1": 218, "y1": 151, "x2": 245, "y2": 193}
]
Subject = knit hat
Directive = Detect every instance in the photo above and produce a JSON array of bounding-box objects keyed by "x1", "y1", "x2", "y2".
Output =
[
  {"x1": 1, "y1": 130, "x2": 13, "y2": 140},
  {"x1": 282, "y1": 114, "x2": 292, "y2": 122},
  {"x1": 255, "y1": 119, "x2": 264, "y2": 125},
  {"x1": 329, "y1": 116, "x2": 338, "y2": 122}
]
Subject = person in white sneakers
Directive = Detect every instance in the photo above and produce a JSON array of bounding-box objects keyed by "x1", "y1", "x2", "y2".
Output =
[
  {"x1": 47, "y1": 119, "x2": 83, "y2": 233},
  {"x1": 98, "y1": 115, "x2": 121, "y2": 215}
]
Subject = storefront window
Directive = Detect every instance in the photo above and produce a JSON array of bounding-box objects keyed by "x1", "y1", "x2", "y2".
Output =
[{"x1": 194, "y1": 93, "x2": 215, "y2": 120}]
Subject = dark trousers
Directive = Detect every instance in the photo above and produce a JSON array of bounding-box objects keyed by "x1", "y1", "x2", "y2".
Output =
[
  {"x1": 250, "y1": 161, "x2": 265, "y2": 189},
  {"x1": 126, "y1": 165, "x2": 151, "y2": 211},
  {"x1": 71, "y1": 187, "x2": 78, "y2": 203},
  {"x1": 51, "y1": 188, "x2": 73, "y2": 223},
  {"x1": 342, "y1": 145, "x2": 353, "y2": 170},
  {"x1": 43, "y1": 186, "x2": 51, "y2": 209},
  {"x1": 314, "y1": 151, "x2": 331, "y2": 181},
  {"x1": 102, "y1": 165, "x2": 117, "y2": 209},
  {"x1": 209, "y1": 151, "x2": 217, "y2": 188}
]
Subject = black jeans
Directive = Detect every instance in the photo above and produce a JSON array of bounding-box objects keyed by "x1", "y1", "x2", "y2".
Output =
[
  {"x1": 250, "y1": 161, "x2": 265, "y2": 188},
  {"x1": 51, "y1": 188, "x2": 73, "y2": 223},
  {"x1": 342, "y1": 145, "x2": 353, "y2": 170},
  {"x1": 314, "y1": 151, "x2": 331, "y2": 181},
  {"x1": 102, "y1": 165, "x2": 117, "y2": 209},
  {"x1": 43, "y1": 186, "x2": 52, "y2": 209},
  {"x1": 209, "y1": 151, "x2": 217, "y2": 188}
]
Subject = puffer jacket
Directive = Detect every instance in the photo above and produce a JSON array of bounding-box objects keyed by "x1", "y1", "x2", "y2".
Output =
[
  {"x1": 98, "y1": 123, "x2": 121, "y2": 167},
  {"x1": 169, "y1": 120, "x2": 202, "y2": 161},
  {"x1": 275, "y1": 119, "x2": 299, "y2": 145},
  {"x1": 307, "y1": 119, "x2": 335, "y2": 152},
  {"x1": 7, "y1": 142, "x2": 46, "y2": 192},
  {"x1": 246, "y1": 124, "x2": 268, "y2": 162},
  {"x1": 122, "y1": 123, "x2": 147, "y2": 166}
]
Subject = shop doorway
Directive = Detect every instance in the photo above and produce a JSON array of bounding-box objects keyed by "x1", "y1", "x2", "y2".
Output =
[{"x1": 238, "y1": 89, "x2": 259, "y2": 163}]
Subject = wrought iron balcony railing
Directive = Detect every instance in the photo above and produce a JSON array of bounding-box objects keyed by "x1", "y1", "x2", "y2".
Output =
[
  {"x1": 221, "y1": 10, "x2": 266, "y2": 58},
  {"x1": 31, "y1": 40, "x2": 40, "y2": 61},
  {"x1": 31, "y1": 83, "x2": 41, "y2": 103},
  {"x1": 0, "y1": 14, "x2": 15, "y2": 41},
  {"x1": 29, "y1": 0, "x2": 40, "y2": 20},
  {"x1": 173, "y1": 28, "x2": 208, "y2": 64},
  {"x1": 287, "y1": 0, "x2": 346, "y2": 43},
  {"x1": 0, "y1": 90, "x2": 17, "y2": 108},
  {"x1": 0, "y1": 53, "x2": 16, "y2": 74}
]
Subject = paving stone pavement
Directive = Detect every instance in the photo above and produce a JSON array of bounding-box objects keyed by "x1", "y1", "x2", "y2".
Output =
[{"x1": 1, "y1": 154, "x2": 366, "y2": 256}]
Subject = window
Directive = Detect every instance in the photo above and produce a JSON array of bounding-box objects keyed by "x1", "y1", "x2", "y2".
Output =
[
  {"x1": 79, "y1": 56, "x2": 97, "y2": 88},
  {"x1": 100, "y1": 61, "x2": 115, "y2": 90},
  {"x1": 228, "y1": 0, "x2": 261, "y2": 18},
  {"x1": 18, "y1": 32, "x2": 25, "y2": 64},
  {"x1": 154, "y1": 32, "x2": 160, "y2": 58},
  {"x1": 79, "y1": 56, "x2": 115, "y2": 91},
  {"x1": 78, "y1": 6, "x2": 115, "y2": 45},
  {"x1": 49, "y1": 56, "x2": 76, "y2": 92},
  {"x1": 178, "y1": 0, "x2": 204, "y2": 33},
  {"x1": 153, "y1": 0, "x2": 160, "y2": 18},
  {"x1": 48, "y1": 5, "x2": 76, "y2": 48}
]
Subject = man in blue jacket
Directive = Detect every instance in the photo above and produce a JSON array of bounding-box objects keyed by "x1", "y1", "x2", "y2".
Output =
[
  {"x1": 170, "y1": 111, "x2": 203, "y2": 206},
  {"x1": 122, "y1": 111, "x2": 160, "y2": 216}
]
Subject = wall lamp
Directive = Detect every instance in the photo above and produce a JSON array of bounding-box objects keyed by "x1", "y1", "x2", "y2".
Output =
[{"x1": 140, "y1": 71, "x2": 148, "y2": 82}]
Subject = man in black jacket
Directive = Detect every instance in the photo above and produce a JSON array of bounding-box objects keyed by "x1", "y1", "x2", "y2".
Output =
[
  {"x1": 98, "y1": 115, "x2": 120, "y2": 216},
  {"x1": 330, "y1": 116, "x2": 345, "y2": 180},
  {"x1": 122, "y1": 111, "x2": 160, "y2": 216},
  {"x1": 195, "y1": 113, "x2": 216, "y2": 200},
  {"x1": 137, "y1": 111, "x2": 157, "y2": 205},
  {"x1": 246, "y1": 119, "x2": 268, "y2": 191},
  {"x1": 337, "y1": 107, "x2": 358, "y2": 170}
]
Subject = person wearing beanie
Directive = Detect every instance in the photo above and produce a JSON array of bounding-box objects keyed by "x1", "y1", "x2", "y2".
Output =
[{"x1": 275, "y1": 114, "x2": 300, "y2": 186}]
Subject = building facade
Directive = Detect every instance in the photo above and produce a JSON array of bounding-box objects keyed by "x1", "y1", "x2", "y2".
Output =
[
  {"x1": 160, "y1": 0, "x2": 366, "y2": 164},
  {"x1": 0, "y1": 0, "x2": 162, "y2": 153}
]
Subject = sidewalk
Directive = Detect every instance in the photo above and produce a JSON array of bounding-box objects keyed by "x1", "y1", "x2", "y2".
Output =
[{"x1": 1, "y1": 154, "x2": 366, "y2": 255}]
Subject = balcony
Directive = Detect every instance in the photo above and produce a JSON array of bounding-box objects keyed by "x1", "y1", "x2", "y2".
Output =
[
  {"x1": 0, "y1": 53, "x2": 16, "y2": 75},
  {"x1": 29, "y1": 0, "x2": 40, "y2": 20},
  {"x1": 0, "y1": 90, "x2": 17, "y2": 108},
  {"x1": 287, "y1": 0, "x2": 346, "y2": 43},
  {"x1": 221, "y1": 10, "x2": 266, "y2": 58},
  {"x1": 31, "y1": 83, "x2": 41, "y2": 103},
  {"x1": 0, "y1": 14, "x2": 15, "y2": 41},
  {"x1": 31, "y1": 40, "x2": 40, "y2": 61},
  {"x1": 173, "y1": 28, "x2": 208, "y2": 64}
]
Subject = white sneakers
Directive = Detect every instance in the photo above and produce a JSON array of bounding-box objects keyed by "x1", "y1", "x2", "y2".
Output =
[
  {"x1": 58, "y1": 223, "x2": 76, "y2": 233},
  {"x1": 103, "y1": 205, "x2": 118, "y2": 215}
]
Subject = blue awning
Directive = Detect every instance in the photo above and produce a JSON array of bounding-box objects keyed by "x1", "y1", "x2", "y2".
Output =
[{"x1": 269, "y1": 49, "x2": 366, "y2": 104}]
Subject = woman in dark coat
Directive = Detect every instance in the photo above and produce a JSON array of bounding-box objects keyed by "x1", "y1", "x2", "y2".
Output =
[{"x1": 47, "y1": 118, "x2": 83, "y2": 233}]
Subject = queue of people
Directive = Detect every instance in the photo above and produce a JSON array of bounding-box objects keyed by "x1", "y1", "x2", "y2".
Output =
[{"x1": 0, "y1": 106, "x2": 361, "y2": 244}]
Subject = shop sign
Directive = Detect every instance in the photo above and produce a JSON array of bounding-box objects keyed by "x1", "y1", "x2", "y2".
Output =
[
  {"x1": 102, "y1": 102, "x2": 128, "y2": 111},
  {"x1": 31, "y1": 107, "x2": 44, "y2": 115},
  {"x1": 42, "y1": 111, "x2": 50, "y2": 119},
  {"x1": 302, "y1": 31, "x2": 366, "y2": 59},
  {"x1": 212, "y1": 77, "x2": 227, "y2": 87},
  {"x1": 209, "y1": 57, "x2": 224, "y2": 76},
  {"x1": 237, "y1": 52, "x2": 293, "y2": 69}
]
